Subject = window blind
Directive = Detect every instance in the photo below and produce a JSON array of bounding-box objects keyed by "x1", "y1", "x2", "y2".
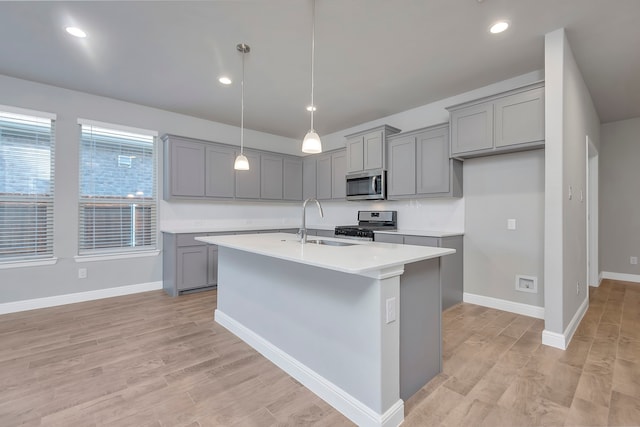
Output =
[
  {"x1": 0, "y1": 108, "x2": 55, "y2": 261},
  {"x1": 78, "y1": 122, "x2": 157, "y2": 255}
]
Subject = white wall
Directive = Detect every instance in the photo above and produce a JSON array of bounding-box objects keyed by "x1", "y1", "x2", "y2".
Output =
[
  {"x1": 464, "y1": 150, "x2": 545, "y2": 308},
  {"x1": 600, "y1": 117, "x2": 640, "y2": 279},
  {"x1": 0, "y1": 68, "x2": 543, "y2": 307},
  {"x1": 543, "y1": 29, "x2": 600, "y2": 344},
  {"x1": 0, "y1": 74, "x2": 299, "y2": 305}
]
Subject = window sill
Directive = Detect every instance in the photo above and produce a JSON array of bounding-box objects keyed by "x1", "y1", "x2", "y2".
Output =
[
  {"x1": 74, "y1": 250, "x2": 160, "y2": 263},
  {"x1": 0, "y1": 257, "x2": 59, "y2": 270}
]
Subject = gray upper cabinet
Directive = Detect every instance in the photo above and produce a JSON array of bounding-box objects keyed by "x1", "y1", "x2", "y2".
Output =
[
  {"x1": 260, "y1": 153, "x2": 284, "y2": 200},
  {"x1": 235, "y1": 150, "x2": 261, "y2": 199},
  {"x1": 316, "y1": 153, "x2": 332, "y2": 200},
  {"x1": 448, "y1": 81, "x2": 545, "y2": 159},
  {"x1": 283, "y1": 157, "x2": 303, "y2": 201},
  {"x1": 344, "y1": 125, "x2": 401, "y2": 173},
  {"x1": 450, "y1": 103, "x2": 494, "y2": 156},
  {"x1": 387, "y1": 123, "x2": 462, "y2": 199},
  {"x1": 346, "y1": 136, "x2": 364, "y2": 172},
  {"x1": 314, "y1": 149, "x2": 346, "y2": 200},
  {"x1": 387, "y1": 135, "x2": 416, "y2": 197},
  {"x1": 302, "y1": 157, "x2": 317, "y2": 200},
  {"x1": 494, "y1": 86, "x2": 545, "y2": 148},
  {"x1": 164, "y1": 134, "x2": 303, "y2": 202},
  {"x1": 331, "y1": 150, "x2": 347, "y2": 200},
  {"x1": 166, "y1": 137, "x2": 206, "y2": 198},
  {"x1": 205, "y1": 144, "x2": 235, "y2": 198}
]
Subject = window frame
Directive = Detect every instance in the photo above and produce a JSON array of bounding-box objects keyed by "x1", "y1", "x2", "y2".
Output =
[
  {"x1": 77, "y1": 118, "x2": 159, "y2": 257},
  {"x1": 0, "y1": 104, "x2": 56, "y2": 264}
]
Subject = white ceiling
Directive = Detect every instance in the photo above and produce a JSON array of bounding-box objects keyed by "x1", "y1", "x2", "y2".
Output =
[{"x1": 0, "y1": 0, "x2": 638, "y2": 140}]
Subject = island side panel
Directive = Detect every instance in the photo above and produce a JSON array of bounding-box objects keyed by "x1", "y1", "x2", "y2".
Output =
[
  {"x1": 399, "y1": 257, "x2": 442, "y2": 401},
  {"x1": 215, "y1": 247, "x2": 400, "y2": 417}
]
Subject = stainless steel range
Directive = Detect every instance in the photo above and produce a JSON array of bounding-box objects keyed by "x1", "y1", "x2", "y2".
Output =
[{"x1": 334, "y1": 210, "x2": 397, "y2": 241}]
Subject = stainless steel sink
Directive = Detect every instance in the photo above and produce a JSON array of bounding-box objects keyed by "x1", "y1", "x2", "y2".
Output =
[{"x1": 307, "y1": 239, "x2": 356, "y2": 247}]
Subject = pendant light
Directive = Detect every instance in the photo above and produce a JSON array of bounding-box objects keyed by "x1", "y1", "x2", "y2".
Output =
[
  {"x1": 234, "y1": 43, "x2": 251, "y2": 170},
  {"x1": 302, "y1": 0, "x2": 322, "y2": 154}
]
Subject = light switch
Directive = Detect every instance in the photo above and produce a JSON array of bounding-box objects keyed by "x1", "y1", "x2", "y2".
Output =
[{"x1": 507, "y1": 219, "x2": 517, "y2": 230}]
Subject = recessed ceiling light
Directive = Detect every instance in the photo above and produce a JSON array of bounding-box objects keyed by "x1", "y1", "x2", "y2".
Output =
[
  {"x1": 489, "y1": 21, "x2": 509, "y2": 34},
  {"x1": 219, "y1": 76, "x2": 232, "y2": 85},
  {"x1": 306, "y1": 105, "x2": 317, "y2": 112},
  {"x1": 65, "y1": 26, "x2": 87, "y2": 38}
]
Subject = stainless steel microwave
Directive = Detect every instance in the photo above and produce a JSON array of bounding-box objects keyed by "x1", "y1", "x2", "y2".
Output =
[{"x1": 345, "y1": 169, "x2": 386, "y2": 201}]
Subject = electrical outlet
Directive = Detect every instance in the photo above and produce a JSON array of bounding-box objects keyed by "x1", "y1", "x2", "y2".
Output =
[
  {"x1": 385, "y1": 298, "x2": 396, "y2": 324},
  {"x1": 515, "y1": 275, "x2": 537, "y2": 293},
  {"x1": 576, "y1": 281, "x2": 580, "y2": 295},
  {"x1": 78, "y1": 268, "x2": 87, "y2": 279},
  {"x1": 507, "y1": 219, "x2": 517, "y2": 230},
  {"x1": 631, "y1": 256, "x2": 638, "y2": 265}
]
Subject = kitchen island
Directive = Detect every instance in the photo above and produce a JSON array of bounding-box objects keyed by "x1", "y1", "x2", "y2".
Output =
[{"x1": 195, "y1": 233, "x2": 455, "y2": 427}]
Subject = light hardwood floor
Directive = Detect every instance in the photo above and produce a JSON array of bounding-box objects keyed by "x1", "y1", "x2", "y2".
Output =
[{"x1": 1, "y1": 279, "x2": 639, "y2": 426}]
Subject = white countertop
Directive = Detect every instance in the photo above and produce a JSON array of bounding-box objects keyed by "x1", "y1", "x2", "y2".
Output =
[
  {"x1": 375, "y1": 229, "x2": 464, "y2": 238},
  {"x1": 196, "y1": 232, "x2": 455, "y2": 276}
]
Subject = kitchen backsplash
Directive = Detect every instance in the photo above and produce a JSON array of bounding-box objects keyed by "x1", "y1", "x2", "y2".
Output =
[{"x1": 160, "y1": 198, "x2": 464, "y2": 232}]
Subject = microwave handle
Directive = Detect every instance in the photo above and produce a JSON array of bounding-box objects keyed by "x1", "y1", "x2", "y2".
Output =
[{"x1": 372, "y1": 176, "x2": 377, "y2": 194}]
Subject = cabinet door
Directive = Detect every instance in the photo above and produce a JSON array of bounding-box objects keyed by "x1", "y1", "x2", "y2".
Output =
[
  {"x1": 450, "y1": 103, "x2": 494, "y2": 156},
  {"x1": 207, "y1": 245, "x2": 218, "y2": 286},
  {"x1": 346, "y1": 136, "x2": 364, "y2": 173},
  {"x1": 494, "y1": 87, "x2": 545, "y2": 148},
  {"x1": 387, "y1": 135, "x2": 416, "y2": 197},
  {"x1": 417, "y1": 128, "x2": 450, "y2": 195},
  {"x1": 176, "y1": 246, "x2": 208, "y2": 290},
  {"x1": 363, "y1": 130, "x2": 384, "y2": 170},
  {"x1": 260, "y1": 154, "x2": 284, "y2": 200},
  {"x1": 331, "y1": 150, "x2": 347, "y2": 200},
  {"x1": 235, "y1": 150, "x2": 261, "y2": 199},
  {"x1": 302, "y1": 157, "x2": 317, "y2": 200},
  {"x1": 316, "y1": 154, "x2": 332, "y2": 200},
  {"x1": 205, "y1": 145, "x2": 235, "y2": 198},
  {"x1": 170, "y1": 140, "x2": 205, "y2": 197},
  {"x1": 374, "y1": 233, "x2": 404, "y2": 244},
  {"x1": 283, "y1": 157, "x2": 303, "y2": 201}
]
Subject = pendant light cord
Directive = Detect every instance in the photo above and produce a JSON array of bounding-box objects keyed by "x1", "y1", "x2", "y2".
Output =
[
  {"x1": 241, "y1": 47, "x2": 245, "y2": 155},
  {"x1": 310, "y1": 0, "x2": 316, "y2": 132}
]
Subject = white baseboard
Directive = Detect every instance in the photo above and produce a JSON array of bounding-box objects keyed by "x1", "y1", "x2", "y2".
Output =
[
  {"x1": 463, "y1": 292, "x2": 544, "y2": 319},
  {"x1": 215, "y1": 309, "x2": 404, "y2": 427},
  {"x1": 542, "y1": 295, "x2": 589, "y2": 350},
  {"x1": 601, "y1": 271, "x2": 640, "y2": 284},
  {"x1": 0, "y1": 281, "x2": 162, "y2": 315}
]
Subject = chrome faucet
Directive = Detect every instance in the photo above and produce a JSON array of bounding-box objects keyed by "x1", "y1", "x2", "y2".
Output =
[{"x1": 298, "y1": 198, "x2": 324, "y2": 243}]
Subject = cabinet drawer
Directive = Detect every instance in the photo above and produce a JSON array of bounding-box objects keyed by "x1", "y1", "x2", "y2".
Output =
[
  {"x1": 404, "y1": 235, "x2": 440, "y2": 247},
  {"x1": 176, "y1": 233, "x2": 208, "y2": 247}
]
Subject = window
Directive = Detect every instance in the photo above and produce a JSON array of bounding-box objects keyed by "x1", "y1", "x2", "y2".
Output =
[
  {"x1": 78, "y1": 120, "x2": 157, "y2": 255},
  {"x1": 0, "y1": 106, "x2": 55, "y2": 262}
]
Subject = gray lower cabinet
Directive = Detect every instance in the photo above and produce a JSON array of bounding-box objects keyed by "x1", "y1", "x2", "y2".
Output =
[
  {"x1": 235, "y1": 150, "x2": 261, "y2": 199},
  {"x1": 163, "y1": 232, "x2": 219, "y2": 296},
  {"x1": 448, "y1": 81, "x2": 544, "y2": 159},
  {"x1": 283, "y1": 157, "x2": 303, "y2": 201},
  {"x1": 387, "y1": 123, "x2": 462, "y2": 199},
  {"x1": 375, "y1": 232, "x2": 463, "y2": 310}
]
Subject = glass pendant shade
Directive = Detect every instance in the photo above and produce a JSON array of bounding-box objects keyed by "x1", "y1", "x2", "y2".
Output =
[
  {"x1": 302, "y1": 130, "x2": 322, "y2": 154},
  {"x1": 234, "y1": 153, "x2": 250, "y2": 170}
]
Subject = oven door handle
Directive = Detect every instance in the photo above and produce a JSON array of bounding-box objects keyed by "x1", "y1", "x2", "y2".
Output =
[{"x1": 372, "y1": 176, "x2": 377, "y2": 194}]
